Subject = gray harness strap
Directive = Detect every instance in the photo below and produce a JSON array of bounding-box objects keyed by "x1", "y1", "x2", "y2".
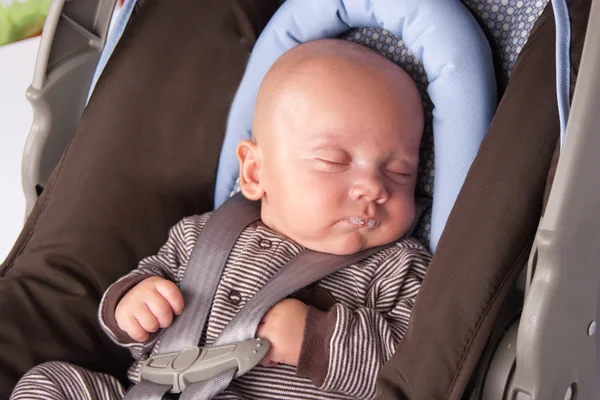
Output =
[
  {"x1": 182, "y1": 245, "x2": 386, "y2": 399},
  {"x1": 124, "y1": 193, "x2": 261, "y2": 399},
  {"x1": 123, "y1": 381, "x2": 171, "y2": 400},
  {"x1": 159, "y1": 193, "x2": 261, "y2": 354},
  {"x1": 125, "y1": 194, "x2": 431, "y2": 399}
]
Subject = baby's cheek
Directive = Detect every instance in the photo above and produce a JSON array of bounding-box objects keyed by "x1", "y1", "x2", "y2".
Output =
[
  {"x1": 388, "y1": 197, "x2": 416, "y2": 234},
  {"x1": 296, "y1": 177, "x2": 339, "y2": 207}
]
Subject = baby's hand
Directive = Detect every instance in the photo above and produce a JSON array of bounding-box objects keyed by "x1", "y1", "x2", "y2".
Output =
[
  {"x1": 115, "y1": 276, "x2": 184, "y2": 342},
  {"x1": 257, "y1": 298, "x2": 308, "y2": 367}
]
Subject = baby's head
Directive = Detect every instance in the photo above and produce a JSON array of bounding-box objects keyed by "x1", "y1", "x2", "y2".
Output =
[{"x1": 236, "y1": 39, "x2": 424, "y2": 255}]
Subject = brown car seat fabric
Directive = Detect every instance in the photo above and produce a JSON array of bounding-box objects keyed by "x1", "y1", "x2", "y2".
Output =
[
  {"x1": 0, "y1": 0, "x2": 591, "y2": 399},
  {"x1": 0, "y1": 0, "x2": 282, "y2": 396},
  {"x1": 375, "y1": 0, "x2": 592, "y2": 398}
]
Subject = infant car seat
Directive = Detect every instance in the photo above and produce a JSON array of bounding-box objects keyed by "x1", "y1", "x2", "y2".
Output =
[{"x1": 1, "y1": 0, "x2": 599, "y2": 398}]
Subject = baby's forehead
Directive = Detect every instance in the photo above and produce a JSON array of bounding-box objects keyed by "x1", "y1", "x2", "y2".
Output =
[{"x1": 255, "y1": 43, "x2": 423, "y2": 154}]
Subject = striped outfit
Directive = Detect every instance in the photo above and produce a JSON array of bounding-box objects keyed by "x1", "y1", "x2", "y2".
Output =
[{"x1": 12, "y1": 213, "x2": 430, "y2": 400}]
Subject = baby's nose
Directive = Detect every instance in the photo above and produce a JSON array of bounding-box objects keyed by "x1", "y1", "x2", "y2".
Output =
[{"x1": 349, "y1": 174, "x2": 389, "y2": 204}]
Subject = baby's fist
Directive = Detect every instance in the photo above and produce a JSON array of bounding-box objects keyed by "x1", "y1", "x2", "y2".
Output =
[
  {"x1": 257, "y1": 298, "x2": 308, "y2": 367},
  {"x1": 115, "y1": 276, "x2": 184, "y2": 342}
]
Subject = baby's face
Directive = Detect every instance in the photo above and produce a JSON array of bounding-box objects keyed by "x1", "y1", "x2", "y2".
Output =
[{"x1": 238, "y1": 41, "x2": 424, "y2": 255}]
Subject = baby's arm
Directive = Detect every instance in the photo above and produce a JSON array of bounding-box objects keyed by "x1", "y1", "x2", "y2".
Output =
[
  {"x1": 98, "y1": 214, "x2": 210, "y2": 358},
  {"x1": 295, "y1": 242, "x2": 431, "y2": 399}
]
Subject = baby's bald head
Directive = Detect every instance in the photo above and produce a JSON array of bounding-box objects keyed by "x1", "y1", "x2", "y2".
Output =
[
  {"x1": 253, "y1": 39, "x2": 423, "y2": 145},
  {"x1": 237, "y1": 39, "x2": 425, "y2": 255}
]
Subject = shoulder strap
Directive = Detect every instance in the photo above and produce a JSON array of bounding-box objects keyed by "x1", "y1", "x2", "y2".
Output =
[
  {"x1": 157, "y1": 192, "x2": 261, "y2": 354},
  {"x1": 182, "y1": 244, "x2": 386, "y2": 399},
  {"x1": 124, "y1": 193, "x2": 261, "y2": 399}
]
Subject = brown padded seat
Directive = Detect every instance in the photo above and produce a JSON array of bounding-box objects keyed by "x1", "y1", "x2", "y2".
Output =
[
  {"x1": 0, "y1": 0, "x2": 281, "y2": 396},
  {"x1": 377, "y1": 0, "x2": 591, "y2": 398},
  {"x1": 0, "y1": 0, "x2": 592, "y2": 398}
]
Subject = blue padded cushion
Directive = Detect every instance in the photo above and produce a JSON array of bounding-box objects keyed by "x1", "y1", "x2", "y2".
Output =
[{"x1": 214, "y1": 0, "x2": 497, "y2": 252}]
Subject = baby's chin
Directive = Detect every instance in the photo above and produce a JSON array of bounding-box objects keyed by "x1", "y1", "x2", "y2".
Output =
[{"x1": 299, "y1": 231, "x2": 390, "y2": 256}]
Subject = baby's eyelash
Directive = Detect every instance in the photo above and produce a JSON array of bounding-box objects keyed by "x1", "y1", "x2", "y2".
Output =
[
  {"x1": 319, "y1": 159, "x2": 348, "y2": 167},
  {"x1": 387, "y1": 171, "x2": 411, "y2": 177}
]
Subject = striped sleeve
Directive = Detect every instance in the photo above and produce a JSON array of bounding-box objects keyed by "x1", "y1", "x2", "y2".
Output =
[
  {"x1": 97, "y1": 213, "x2": 211, "y2": 358},
  {"x1": 302, "y1": 240, "x2": 430, "y2": 399}
]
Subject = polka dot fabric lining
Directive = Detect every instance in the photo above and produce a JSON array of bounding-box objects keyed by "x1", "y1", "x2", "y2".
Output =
[{"x1": 466, "y1": 0, "x2": 547, "y2": 83}]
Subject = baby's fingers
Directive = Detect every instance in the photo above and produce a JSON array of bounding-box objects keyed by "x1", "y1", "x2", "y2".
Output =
[
  {"x1": 155, "y1": 279, "x2": 185, "y2": 315},
  {"x1": 259, "y1": 357, "x2": 278, "y2": 367},
  {"x1": 135, "y1": 303, "x2": 160, "y2": 334},
  {"x1": 122, "y1": 316, "x2": 150, "y2": 342},
  {"x1": 146, "y1": 292, "x2": 175, "y2": 329}
]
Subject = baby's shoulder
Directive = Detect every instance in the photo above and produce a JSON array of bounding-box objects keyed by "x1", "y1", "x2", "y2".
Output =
[
  {"x1": 372, "y1": 237, "x2": 430, "y2": 259},
  {"x1": 171, "y1": 212, "x2": 214, "y2": 241},
  {"x1": 179, "y1": 212, "x2": 213, "y2": 227},
  {"x1": 357, "y1": 237, "x2": 431, "y2": 272},
  {"x1": 392, "y1": 237, "x2": 431, "y2": 255},
  {"x1": 330, "y1": 238, "x2": 430, "y2": 288}
]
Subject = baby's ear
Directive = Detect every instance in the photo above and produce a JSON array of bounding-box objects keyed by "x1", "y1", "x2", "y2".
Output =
[{"x1": 236, "y1": 140, "x2": 264, "y2": 201}]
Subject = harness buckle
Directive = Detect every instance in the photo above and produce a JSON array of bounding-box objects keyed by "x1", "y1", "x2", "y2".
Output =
[{"x1": 139, "y1": 337, "x2": 270, "y2": 393}]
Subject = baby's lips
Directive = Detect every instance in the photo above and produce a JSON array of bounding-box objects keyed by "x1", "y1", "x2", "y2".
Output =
[{"x1": 344, "y1": 217, "x2": 380, "y2": 228}]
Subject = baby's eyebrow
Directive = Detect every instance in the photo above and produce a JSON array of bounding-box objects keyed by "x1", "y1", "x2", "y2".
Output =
[{"x1": 307, "y1": 132, "x2": 350, "y2": 148}]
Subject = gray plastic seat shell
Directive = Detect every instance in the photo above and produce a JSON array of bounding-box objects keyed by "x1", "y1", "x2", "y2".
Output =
[{"x1": 22, "y1": 0, "x2": 118, "y2": 216}]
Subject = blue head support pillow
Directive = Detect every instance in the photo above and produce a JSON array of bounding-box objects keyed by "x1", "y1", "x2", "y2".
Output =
[{"x1": 214, "y1": 0, "x2": 497, "y2": 252}]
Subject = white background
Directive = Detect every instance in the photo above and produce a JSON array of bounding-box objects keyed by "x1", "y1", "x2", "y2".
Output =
[{"x1": 0, "y1": 37, "x2": 40, "y2": 261}]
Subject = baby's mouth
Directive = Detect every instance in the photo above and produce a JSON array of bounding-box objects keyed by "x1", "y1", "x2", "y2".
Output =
[{"x1": 345, "y1": 217, "x2": 379, "y2": 229}]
